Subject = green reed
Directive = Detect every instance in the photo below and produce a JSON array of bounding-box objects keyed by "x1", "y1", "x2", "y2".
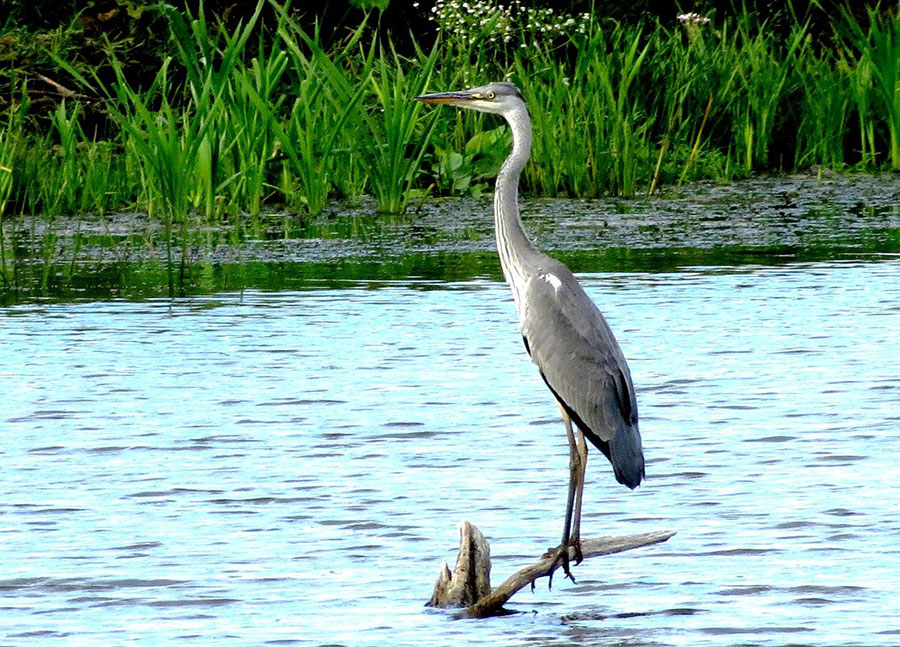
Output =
[
  {"x1": 586, "y1": 24, "x2": 653, "y2": 197},
  {"x1": 650, "y1": 18, "x2": 740, "y2": 187},
  {"x1": 167, "y1": 0, "x2": 267, "y2": 221},
  {"x1": 7, "y1": 0, "x2": 900, "y2": 233},
  {"x1": 54, "y1": 0, "x2": 264, "y2": 293},
  {"x1": 47, "y1": 100, "x2": 121, "y2": 216},
  {"x1": 361, "y1": 39, "x2": 442, "y2": 213},
  {"x1": 223, "y1": 40, "x2": 289, "y2": 218},
  {"x1": 841, "y1": 6, "x2": 900, "y2": 169},
  {"x1": 0, "y1": 94, "x2": 25, "y2": 287},
  {"x1": 499, "y1": 21, "x2": 655, "y2": 199},
  {"x1": 268, "y1": 14, "x2": 373, "y2": 215},
  {"x1": 794, "y1": 53, "x2": 850, "y2": 170},
  {"x1": 732, "y1": 14, "x2": 809, "y2": 171}
]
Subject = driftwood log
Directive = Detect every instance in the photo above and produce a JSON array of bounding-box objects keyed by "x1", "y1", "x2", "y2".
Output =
[{"x1": 427, "y1": 521, "x2": 675, "y2": 618}]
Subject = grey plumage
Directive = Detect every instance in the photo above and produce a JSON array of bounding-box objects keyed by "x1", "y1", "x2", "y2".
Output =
[
  {"x1": 417, "y1": 82, "x2": 644, "y2": 566},
  {"x1": 522, "y1": 257, "x2": 644, "y2": 488}
]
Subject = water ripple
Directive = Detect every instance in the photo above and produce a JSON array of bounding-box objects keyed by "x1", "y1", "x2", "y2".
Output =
[{"x1": 1, "y1": 260, "x2": 898, "y2": 646}]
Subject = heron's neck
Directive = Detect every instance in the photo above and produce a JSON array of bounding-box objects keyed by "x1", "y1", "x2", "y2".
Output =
[{"x1": 494, "y1": 106, "x2": 538, "y2": 317}]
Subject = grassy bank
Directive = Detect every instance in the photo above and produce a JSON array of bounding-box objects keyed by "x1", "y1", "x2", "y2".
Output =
[{"x1": 2, "y1": 0, "x2": 900, "y2": 294}]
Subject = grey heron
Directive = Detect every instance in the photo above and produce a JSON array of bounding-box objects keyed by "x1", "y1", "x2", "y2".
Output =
[{"x1": 416, "y1": 82, "x2": 644, "y2": 581}]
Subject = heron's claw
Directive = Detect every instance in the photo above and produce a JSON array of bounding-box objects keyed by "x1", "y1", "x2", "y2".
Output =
[
  {"x1": 571, "y1": 537, "x2": 584, "y2": 566},
  {"x1": 538, "y1": 539, "x2": 582, "y2": 589}
]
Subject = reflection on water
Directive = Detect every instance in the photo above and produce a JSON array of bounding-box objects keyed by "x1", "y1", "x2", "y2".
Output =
[
  {"x1": 2, "y1": 260, "x2": 899, "y2": 646},
  {"x1": 4, "y1": 174, "x2": 900, "y2": 305}
]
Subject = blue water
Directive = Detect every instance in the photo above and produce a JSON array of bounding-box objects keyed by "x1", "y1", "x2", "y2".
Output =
[{"x1": 2, "y1": 259, "x2": 899, "y2": 646}]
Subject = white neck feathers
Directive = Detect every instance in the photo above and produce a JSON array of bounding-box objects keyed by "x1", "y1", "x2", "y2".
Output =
[{"x1": 493, "y1": 102, "x2": 537, "y2": 320}]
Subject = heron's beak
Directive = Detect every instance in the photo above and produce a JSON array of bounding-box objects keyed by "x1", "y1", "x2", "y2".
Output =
[{"x1": 414, "y1": 91, "x2": 476, "y2": 106}]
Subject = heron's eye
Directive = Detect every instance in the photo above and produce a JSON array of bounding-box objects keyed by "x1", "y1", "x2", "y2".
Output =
[{"x1": 486, "y1": 91, "x2": 496, "y2": 100}]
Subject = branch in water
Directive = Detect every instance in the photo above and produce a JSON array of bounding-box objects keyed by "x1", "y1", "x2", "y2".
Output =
[{"x1": 427, "y1": 522, "x2": 675, "y2": 618}]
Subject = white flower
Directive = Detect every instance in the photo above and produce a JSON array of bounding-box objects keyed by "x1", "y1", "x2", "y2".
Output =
[{"x1": 677, "y1": 12, "x2": 710, "y2": 25}]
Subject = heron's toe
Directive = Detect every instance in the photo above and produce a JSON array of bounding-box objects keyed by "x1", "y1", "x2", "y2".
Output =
[
  {"x1": 540, "y1": 544, "x2": 576, "y2": 589},
  {"x1": 570, "y1": 537, "x2": 584, "y2": 565}
]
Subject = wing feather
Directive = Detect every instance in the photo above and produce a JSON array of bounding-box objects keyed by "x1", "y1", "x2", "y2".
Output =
[{"x1": 520, "y1": 260, "x2": 638, "y2": 444}]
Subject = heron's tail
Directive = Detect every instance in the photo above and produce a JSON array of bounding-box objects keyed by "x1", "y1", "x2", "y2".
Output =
[{"x1": 609, "y1": 423, "x2": 644, "y2": 489}]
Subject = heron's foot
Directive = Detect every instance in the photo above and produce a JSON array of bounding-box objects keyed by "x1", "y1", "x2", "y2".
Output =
[
  {"x1": 537, "y1": 538, "x2": 583, "y2": 589},
  {"x1": 572, "y1": 536, "x2": 584, "y2": 565}
]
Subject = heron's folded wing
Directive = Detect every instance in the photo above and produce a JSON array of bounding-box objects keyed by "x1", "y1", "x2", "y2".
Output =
[{"x1": 521, "y1": 262, "x2": 638, "y2": 443}]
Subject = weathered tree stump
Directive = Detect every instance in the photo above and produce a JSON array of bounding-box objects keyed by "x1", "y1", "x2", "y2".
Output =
[
  {"x1": 427, "y1": 521, "x2": 675, "y2": 618},
  {"x1": 426, "y1": 521, "x2": 492, "y2": 608}
]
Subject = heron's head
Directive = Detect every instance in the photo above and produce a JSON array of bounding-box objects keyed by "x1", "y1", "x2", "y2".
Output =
[{"x1": 415, "y1": 82, "x2": 525, "y2": 117}]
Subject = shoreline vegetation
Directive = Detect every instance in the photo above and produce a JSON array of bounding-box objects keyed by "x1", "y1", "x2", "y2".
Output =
[{"x1": 2, "y1": 0, "x2": 900, "y2": 297}]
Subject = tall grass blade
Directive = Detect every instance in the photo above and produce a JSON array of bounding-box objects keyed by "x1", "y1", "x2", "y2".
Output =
[
  {"x1": 362, "y1": 38, "x2": 441, "y2": 213},
  {"x1": 841, "y1": 7, "x2": 900, "y2": 169}
]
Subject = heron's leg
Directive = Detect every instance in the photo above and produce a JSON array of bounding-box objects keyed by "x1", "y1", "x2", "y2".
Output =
[
  {"x1": 541, "y1": 404, "x2": 582, "y2": 586},
  {"x1": 570, "y1": 429, "x2": 588, "y2": 564},
  {"x1": 559, "y1": 404, "x2": 580, "y2": 547}
]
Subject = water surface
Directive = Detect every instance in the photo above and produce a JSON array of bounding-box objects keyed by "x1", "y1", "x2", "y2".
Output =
[
  {"x1": 5, "y1": 174, "x2": 900, "y2": 303},
  {"x1": 3, "y1": 259, "x2": 898, "y2": 645}
]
